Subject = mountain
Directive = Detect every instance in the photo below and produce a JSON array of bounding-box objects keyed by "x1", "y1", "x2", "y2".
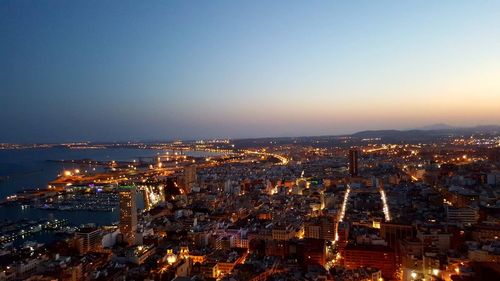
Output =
[
  {"x1": 416, "y1": 123, "x2": 455, "y2": 130},
  {"x1": 351, "y1": 125, "x2": 500, "y2": 140}
]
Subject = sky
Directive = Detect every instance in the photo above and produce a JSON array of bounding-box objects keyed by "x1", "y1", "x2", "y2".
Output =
[{"x1": 1, "y1": 0, "x2": 500, "y2": 142}]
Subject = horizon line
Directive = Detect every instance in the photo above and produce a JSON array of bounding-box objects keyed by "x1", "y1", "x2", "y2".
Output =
[{"x1": 2, "y1": 123, "x2": 499, "y2": 145}]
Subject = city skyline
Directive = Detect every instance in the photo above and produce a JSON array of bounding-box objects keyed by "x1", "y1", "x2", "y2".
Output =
[
  {"x1": 2, "y1": 0, "x2": 500, "y2": 143},
  {"x1": 3, "y1": 2, "x2": 500, "y2": 280}
]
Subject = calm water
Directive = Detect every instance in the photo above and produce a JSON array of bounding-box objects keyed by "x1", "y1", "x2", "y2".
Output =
[{"x1": 0, "y1": 148, "x2": 217, "y2": 227}]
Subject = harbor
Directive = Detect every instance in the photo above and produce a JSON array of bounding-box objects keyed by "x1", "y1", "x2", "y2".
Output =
[
  {"x1": 0, "y1": 218, "x2": 68, "y2": 245},
  {"x1": 0, "y1": 147, "x2": 226, "y2": 246},
  {"x1": 35, "y1": 191, "x2": 119, "y2": 212}
]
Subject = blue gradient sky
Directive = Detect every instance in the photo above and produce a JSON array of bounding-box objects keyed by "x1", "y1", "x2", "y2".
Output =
[{"x1": 1, "y1": 0, "x2": 500, "y2": 142}]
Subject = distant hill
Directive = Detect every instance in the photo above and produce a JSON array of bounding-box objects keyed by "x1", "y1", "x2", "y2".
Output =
[
  {"x1": 352, "y1": 125, "x2": 500, "y2": 140},
  {"x1": 415, "y1": 123, "x2": 455, "y2": 130},
  {"x1": 352, "y1": 129, "x2": 434, "y2": 139}
]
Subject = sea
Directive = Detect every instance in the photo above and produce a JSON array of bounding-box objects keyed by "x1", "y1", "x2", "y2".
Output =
[{"x1": 0, "y1": 147, "x2": 217, "y2": 245}]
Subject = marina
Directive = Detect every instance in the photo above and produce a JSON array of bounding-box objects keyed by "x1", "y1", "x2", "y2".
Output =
[
  {"x1": 0, "y1": 147, "x2": 222, "y2": 245},
  {"x1": 35, "y1": 191, "x2": 119, "y2": 212},
  {"x1": 0, "y1": 218, "x2": 68, "y2": 244}
]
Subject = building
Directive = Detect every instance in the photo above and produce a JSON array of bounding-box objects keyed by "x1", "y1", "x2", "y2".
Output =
[
  {"x1": 265, "y1": 240, "x2": 287, "y2": 257},
  {"x1": 320, "y1": 215, "x2": 336, "y2": 241},
  {"x1": 471, "y1": 224, "x2": 500, "y2": 242},
  {"x1": 380, "y1": 222, "x2": 414, "y2": 248},
  {"x1": 344, "y1": 244, "x2": 396, "y2": 279},
  {"x1": 304, "y1": 216, "x2": 336, "y2": 241},
  {"x1": 337, "y1": 222, "x2": 350, "y2": 246},
  {"x1": 215, "y1": 236, "x2": 232, "y2": 251},
  {"x1": 416, "y1": 230, "x2": 452, "y2": 253},
  {"x1": 13, "y1": 258, "x2": 43, "y2": 279},
  {"x1": 119, "y1": 245, "x2": 155, "y2": 265},
  {"x1": 487, "y1": 171, "x2": 500, "y2": 186},
  {"x1": 60, "y1": 263, "x2": 83, "y2": 281},
  {"x1": 183, "y1": 165, "x2": 197, "y2": 193},
  {"x1": 330, "y1": 267, "x2": 382, "y2": 281},
  {"x1": 74, "y1": 227, "x2": 102, "y2": 254},
  {"x1": 304, "y1": 223, "x2": 321, "y2": 239},
  {"x1": 201, "y1": 262, "x2": 218, "y2": 279},
  {"x1": 141, "y1": 187, "x2": 151, "y2": 210},
  {"x1": 119, "y1": 186, "x2": 138, "y2": 244},
  {"x1": 446, "y1": 206, "x2": 479, "y2": 225},
  {"x1": 264, "y1": 239, "x2": 326, "y2": 266},
  {"x1": 299, "y1": 238, "x2": 326, "y2": 266},
  {"x1": 468, "y1": 249, "x2": 500, "y2": 262},
  {"x1": 272, "y1": 224, "x2": 296, "y2": 241},
  {"x1": 348, "y1": 149, "x2": 359, "y2": 177}
]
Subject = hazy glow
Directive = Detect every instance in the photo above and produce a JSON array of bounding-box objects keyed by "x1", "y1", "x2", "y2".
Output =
[{"x1": 1, "y1": 1, "x2": 499, "y2": 142}]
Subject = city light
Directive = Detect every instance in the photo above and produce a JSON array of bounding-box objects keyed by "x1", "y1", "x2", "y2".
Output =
[
  {"x1": 3, "y1": 2, "x2": 500, "y2": 276},
  {"x1": 379, "y1": 188, "x2": 391, "y2": 221},
  {"x1": 338, "y1": 184, "x2": 351, "y2": 223}
]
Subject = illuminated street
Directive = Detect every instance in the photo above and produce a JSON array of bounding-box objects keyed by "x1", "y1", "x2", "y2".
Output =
[{"x1": 2, "y1": 1, "x2": 500, "y2": 280}]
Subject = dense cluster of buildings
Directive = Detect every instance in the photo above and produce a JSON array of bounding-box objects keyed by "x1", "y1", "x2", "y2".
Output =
[{"x1": 1, "y1": 135, "x2": 500, "y2": 280}]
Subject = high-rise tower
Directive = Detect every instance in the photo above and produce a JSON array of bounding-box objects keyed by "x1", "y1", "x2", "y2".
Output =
[
  {"x1": 119, "y1": 186, "x2": 137, "y2": 244},
  {"x1": 183, "y1": 165, "x2": 197, "y2": 193}
]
